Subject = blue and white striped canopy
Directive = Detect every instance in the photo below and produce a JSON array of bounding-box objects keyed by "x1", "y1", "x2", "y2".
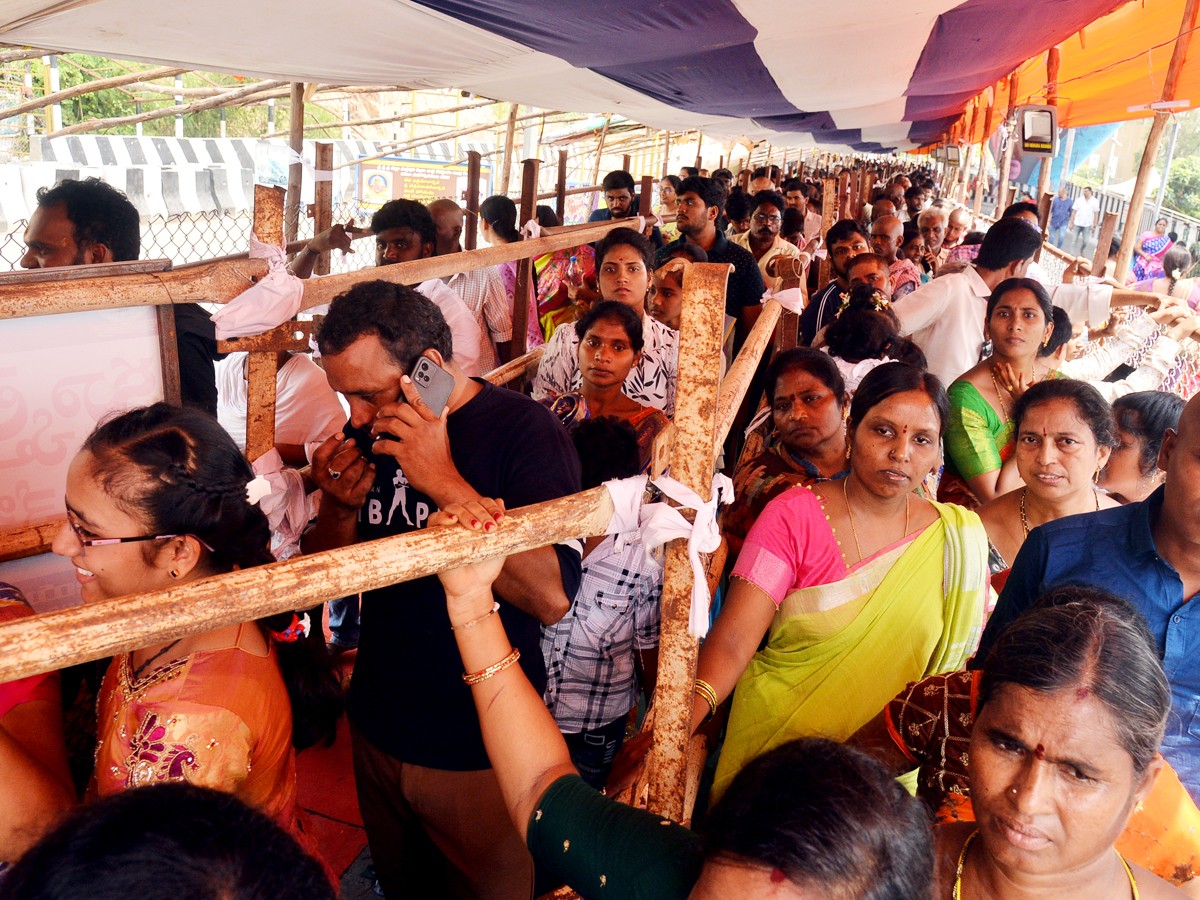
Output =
[{"x1": 1, "y1": 0, "x2": 1127, "y2": 151}]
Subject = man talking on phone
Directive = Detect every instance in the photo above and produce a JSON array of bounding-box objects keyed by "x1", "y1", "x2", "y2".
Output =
[{"x1": 305, "y1": 279, "x2": 582, "y2": 898}]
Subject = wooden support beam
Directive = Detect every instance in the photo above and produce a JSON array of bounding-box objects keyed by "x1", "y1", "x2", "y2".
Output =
[
  {"x1": 639, "y1": 175, "x2": 654, "y2": 224},
  {"x1": 155, "y1": 305, "x2": 182, "y2": 405},
  {"x1": 995, "y1": 72, "x2": 1021, "y2": 218},
  {"x1": 1093, "y1": 211, "x2": 1119, "y2": 277},
  {"x1": 0, "y1": 489, "x2": 617, "y2": 684},
  {"x1": 818, "y1": 177, "x2": 837, "y2": 285},
  {"x1": 647, "y1": 262, "x2": 730, "y2": 822},
  {"x1": 465, "y1": 150, "x2": 482, "y2": 251},
  {"x1": 312, "y1": 142, "x2": 334, "y2": 275},
  {"x1": 622, "y1": 153, "x2": 632, "y2": 173},
  {"x1": 283, "y1": 82, "x2": 305, "y2": 245},
  {"x1": 260, "y1": 97, "x2": 497, "y2": 138},
  {"x1": 1036, "y1": 48, "x2": 1061, "y2": 205},
  {"x1": 498, "y1": 103, "x2": 520, "y2": 196},
  {"x1": 555, "y1": 149, "x2": 568, "y2": 225},
  {"x1": 512, "y1": 158, "x2": 540, "y2": 363},
  {"x1": 0, "y1": 46, "x2": 61, "y2": 64},
  {"x1": 837, "y1": 171, "x2": 851, "y2": 219},
  {"x1": 662, "y1": 131, "x2": 671, "y2": 179}
]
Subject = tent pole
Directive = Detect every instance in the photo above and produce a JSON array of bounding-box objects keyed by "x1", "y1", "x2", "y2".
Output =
[
  {"x1": 498, "y1": 103, "x2": 520, "y2": 196},
  {"x1": 1115, "y1": 0, "x2": 1200, "y2": 280},
  {"x1": 1153, "y1": 118, "x2": 1182, "y2": 223},
  {"x1": 1036, "y1": 48, "x2": 1061, "y2": 205},
  {"x1": 284, "y1": 82, "x2": 305, "y2": 244},
  {"x1": 995, "y1": 72, "x2": 1020, "y2": 216}
]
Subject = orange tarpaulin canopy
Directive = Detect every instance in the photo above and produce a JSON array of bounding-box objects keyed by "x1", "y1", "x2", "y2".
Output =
[{"x1": 948, "y1": 0, "x2": 1200, "y2": 145}]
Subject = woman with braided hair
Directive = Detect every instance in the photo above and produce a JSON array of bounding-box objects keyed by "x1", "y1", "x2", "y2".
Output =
[{"x1": 49, "y1": 403, "x2": 342, "y2": 844}]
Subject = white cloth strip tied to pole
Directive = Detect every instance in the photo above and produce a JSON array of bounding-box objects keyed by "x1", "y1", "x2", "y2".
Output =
[
  {"x1": 520, "y1": 219, "x2": 543, "y2": 240},
  {"x1": 249, "y1": 448, "x2": 310, "y2": 560},
  {"x1": 760, "y1": 287, "x2": 804, "y2": 314},
  {"x1": 602, "y1": 472, "x2": 734, "y2": 638},
  {"x1": 211, "y1": 233, "x2": 306, "y2": 339}
]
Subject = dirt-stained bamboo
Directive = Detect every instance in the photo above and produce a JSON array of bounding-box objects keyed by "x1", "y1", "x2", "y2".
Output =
[
  {"x1": 646, "y1": 262, "x2": 730, "y2": 822},
  {"x1": 483, "y1": 346, "x2": 544, "y2": 385},
  {"x1": 714, "y1": 298, "x2": 782, "y2": 449},
  {"x1": 0, "y1": 488, "x2": 616, "y2": 684}
]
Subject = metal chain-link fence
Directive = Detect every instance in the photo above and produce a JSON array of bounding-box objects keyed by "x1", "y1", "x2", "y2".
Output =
[{"x1": 0, "y1": 199, "x2": 377, "y2": 274}]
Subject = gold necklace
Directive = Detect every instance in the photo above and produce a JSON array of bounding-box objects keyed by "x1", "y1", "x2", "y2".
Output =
[
  {"x1": 988, "y1": 366, "x2": 1013, "y2": 423},
  {"x1": 952, "y1": 830, "x2": 978, "y2": 900},
  {"x1": 1020, "y1": 486, "x2": 1101, "y2": 538},
  {"x1": 843, "y1": 477, "x2": 910, "y2": 565}
]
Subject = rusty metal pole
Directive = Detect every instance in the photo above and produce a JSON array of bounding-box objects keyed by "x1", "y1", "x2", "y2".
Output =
[
  {"x1": 465, "y1": 150, "x2": 482, "y2": 251},
  {"x1": 245, "y1": 184, "x2": 285, "y2": 461},
  {"x1": 646, "y1": 262, "x2": 731, "y2": 822}
]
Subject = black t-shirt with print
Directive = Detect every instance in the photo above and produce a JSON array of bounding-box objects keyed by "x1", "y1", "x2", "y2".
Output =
[{"x1": 345, "y1": 380, "x2": 583, "y2": 770}]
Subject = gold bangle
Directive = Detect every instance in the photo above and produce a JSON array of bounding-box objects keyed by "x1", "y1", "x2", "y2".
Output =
[
  {"x1": 451, "y1": 601, "x2": 500, "y2": 631},
  {"x1": 693, "y1": 678, "x2": 718, "y2": 723},
  {"x1": 462, "y1": 648, "x2": 520, "y2": 685}
]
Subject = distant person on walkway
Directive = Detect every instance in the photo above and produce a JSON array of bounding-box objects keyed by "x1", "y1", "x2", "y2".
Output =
[
  {"x1": 1048, "y1": 184, "x2": 1074, "y2": 249},
  {"x1": 1068, "y1": 185, "x2": 1101, "y2": 254}
]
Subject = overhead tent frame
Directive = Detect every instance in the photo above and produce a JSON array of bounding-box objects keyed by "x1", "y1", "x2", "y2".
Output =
[
  {"x1": 0, "y1": 0, "x2": 1130, "y2": 153},
  {"x1": 944, "y1": 0, "x2": 1200, "y2": 144}
]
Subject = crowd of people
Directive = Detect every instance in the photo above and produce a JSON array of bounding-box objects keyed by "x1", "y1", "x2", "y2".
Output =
[{"x1": 4, "y1": 162, "x2": 1200, "y2": 900}]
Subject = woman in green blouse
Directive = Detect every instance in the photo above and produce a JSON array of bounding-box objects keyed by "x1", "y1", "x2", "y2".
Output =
[
  {"x1": 427, "y1": 499, "x2": 933, "y2": 900},
  {"x1": 940, "y1": 278, "x2": 1059, "y2": 508}
]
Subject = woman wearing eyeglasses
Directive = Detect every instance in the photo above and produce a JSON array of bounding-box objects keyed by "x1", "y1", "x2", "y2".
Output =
[{"x1": 49, "y1": 404, "x2": 341, "y2": 849}]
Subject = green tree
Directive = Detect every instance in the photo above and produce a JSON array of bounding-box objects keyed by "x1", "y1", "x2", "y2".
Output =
[{"x1": 1164, "y1": 155, "x2": 1200, "y2": 218}]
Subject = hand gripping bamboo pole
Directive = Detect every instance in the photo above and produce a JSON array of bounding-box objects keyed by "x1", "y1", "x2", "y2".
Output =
[
  {"x1": 0, "y1": 488, "x2": 615, "y2": 684},
  {"x1": 646, "y1": 262, "x2": 731, "y2": 821}
]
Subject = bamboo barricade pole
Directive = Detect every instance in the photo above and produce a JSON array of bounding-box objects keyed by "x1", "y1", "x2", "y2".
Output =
[
  {"x1": 512, "y1": 158, "x2": 541, "y2": 362},
  {"x1": 639, "y1": 175, "x2": 654, "y2": 224},
  {"x1": 714, "y1": 299, "x2": 783, "y2": 449},
  {"x1": 296, "y1": 219, "x2": 631, "y2": 311},
  {"x1": 0, "y1": 219, "x2": 630, "y2": 320},
  {"x1": 483, "y1": 346, "x2": 545, "y2": 386},
  {"x1": 0, "y1": 520, "x2": 62, "y2": 564},
  {"x1": 836, "y1": 171, "x2": 850, "y2": 219},
  {"x1": 312, "y1": 142, "x2": 334, "y2": 275},
  {"x1": 555, "y1": 149, "x2": 568, "y2": 225},
  {"x1": 0, "y1": 489, "x2": 617, "y2": 684},
  {"x1": 1115, "y1": 0, "x2": 1199, "y2": 280},
  {"x1": 498, "y1": 103, "x2": 520, "y2": 196},
  {"x1": 646, "y1": 262, "x2": 731, "y2": 822}
]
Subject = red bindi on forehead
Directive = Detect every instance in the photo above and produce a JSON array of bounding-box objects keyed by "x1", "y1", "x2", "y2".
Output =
[{"x1": 1034, "y1": 743, "x2": 1046, "y2": 760}]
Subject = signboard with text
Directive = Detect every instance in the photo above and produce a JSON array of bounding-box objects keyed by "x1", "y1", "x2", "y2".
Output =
[{"x1": 357, "y1": 156, "x2": 493, "y2": 210}]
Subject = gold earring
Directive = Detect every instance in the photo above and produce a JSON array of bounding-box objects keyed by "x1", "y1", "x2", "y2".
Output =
[
  {"x1": 1093, "y1": 468, "x2": 1101, "y2": 484},
  {"x1": 1042, "y1": 334, "x2": 1051, "y2": 348}
]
